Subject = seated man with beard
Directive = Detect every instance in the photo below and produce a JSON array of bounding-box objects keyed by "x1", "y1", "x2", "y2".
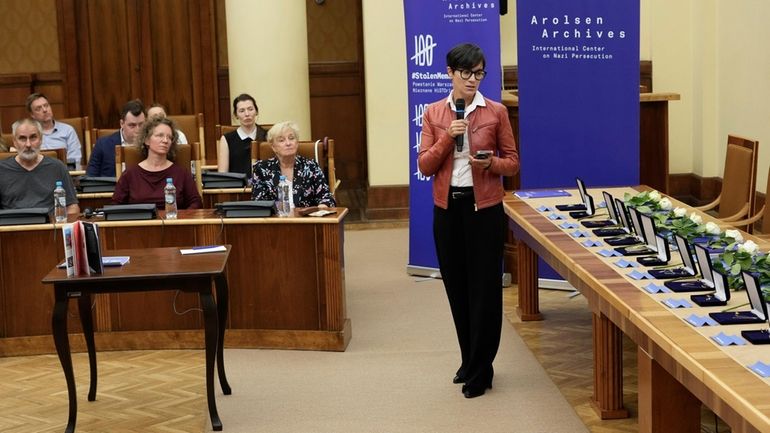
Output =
[{"x1": 0, "y1": 118, "x2": 79, "y2": 215}]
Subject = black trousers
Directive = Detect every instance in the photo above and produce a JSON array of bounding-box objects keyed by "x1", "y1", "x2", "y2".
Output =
[{"x1": 433, "y1": 193, "x2": 505, "y2": 391}]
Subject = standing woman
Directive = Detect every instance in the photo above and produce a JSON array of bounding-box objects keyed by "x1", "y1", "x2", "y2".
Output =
[
  {"x1": 417, "y1": 43, "x2": 519, "y2": 398},
  {"x1": 217, "y1": 93, "x2": 268, "y2": 176}
]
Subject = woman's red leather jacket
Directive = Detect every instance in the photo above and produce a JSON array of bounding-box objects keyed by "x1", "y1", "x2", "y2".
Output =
[{"x1": 418, "y1": 96, "x2": 519, "y2": 210}]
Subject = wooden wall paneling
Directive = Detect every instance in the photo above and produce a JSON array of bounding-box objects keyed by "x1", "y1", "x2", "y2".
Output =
[
  {"x1": 309, "y1": 62, "x2": 366, "y2": 188},
  {"x1": 365, "y1": 185, "x2": 409, "y2": 220},
  {"x1": 0, "y1": 230, "x2": 82, "y2": 337},
  {"x1": 639, "y1": 100, "x2": 669, "y2": 193},
  {"x1": 0, "y1": 74, "x2": 34, "y2": 132},
  {"x1": 224, "y1": 224, "x2": 320, "y2": 330},
  {"x1": 192, "y1": 0, "x2": 221, "y2": 158},
  {"x1": 57, "y1": 0, "x2": 81, "y2": 116},
  {"x1": 103, "y1": 225, "x2": 202, "y2": 331},
  {"x1": 81, "y1": 0, "x2": 135, "y2": 128}
]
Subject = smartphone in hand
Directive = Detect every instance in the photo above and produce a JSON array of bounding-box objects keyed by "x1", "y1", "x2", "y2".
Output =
[{"x1": 474, "y1": 150, "x2": 493, "y2": 159}]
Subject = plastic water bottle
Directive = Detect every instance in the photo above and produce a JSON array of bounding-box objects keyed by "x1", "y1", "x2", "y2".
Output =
[
  {"x1": 164, "y1": 178, "x2": 177, "y2": 219},
  {"x1": 278, "y1": 175, "x2": 291, "y2": 217},
  {"x1": 53, "y1": 180, "x2": 67, "y2": 223}
]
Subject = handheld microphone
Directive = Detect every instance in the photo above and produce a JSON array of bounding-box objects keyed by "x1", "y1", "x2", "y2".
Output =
[{"x1": 454, "y1": 98, "x2": 465, "y2": 153}]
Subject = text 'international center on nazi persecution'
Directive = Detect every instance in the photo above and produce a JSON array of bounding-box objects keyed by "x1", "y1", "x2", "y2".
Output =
[{"x1": 528, "y1": 14, "x2": 627, "y2": 61}]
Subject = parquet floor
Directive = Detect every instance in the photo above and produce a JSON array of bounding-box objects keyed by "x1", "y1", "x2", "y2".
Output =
[
  {"x1": 504, "y1": 286, "x2": 731, "y2": 433},
  {"x1": 0, "y1": 286, "x2": 731, "y2": 433},
  {"x1": 0, "y1": 350, "x2": 206, "y2": 433}
]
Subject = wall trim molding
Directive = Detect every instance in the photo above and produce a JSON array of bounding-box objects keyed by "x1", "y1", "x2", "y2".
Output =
[{"x1": 365, "y1": 173, "x2": 764, "y2": 222}]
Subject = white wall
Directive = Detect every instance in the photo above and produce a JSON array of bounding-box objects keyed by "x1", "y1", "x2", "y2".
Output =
[
  {"x1": 225, "y1": 0, "x2": 311, "y2": 139},
  {"x1": 361, "y1": 1, "x2": 409, "y2": 186},
  {"x1": 226, "y1": 1, "x2": 770, "y2": 192}
]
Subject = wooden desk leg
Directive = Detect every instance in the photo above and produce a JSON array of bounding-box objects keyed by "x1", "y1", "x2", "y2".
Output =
[
  {"x1": 591, "y1": 313, "x2": 629, "y2": 419},
  {"x1": 638, "y1": 346, "x2": 700, "y2": 433},
  {"x1": 78, "y1": 293, "x2": 98, "y2": 402},
  {"x1": 516, "y1": 240, "x2": 543, "y2": 321},
  {"x1": 51, "y1": 287, "x2": 77, "y2": 433},
  {"x1": 214, "y1": 274, "x2": 232, "y2": 395},
  {"x1": 200, "y1": 290, "x2": 223, "y2": 431}
]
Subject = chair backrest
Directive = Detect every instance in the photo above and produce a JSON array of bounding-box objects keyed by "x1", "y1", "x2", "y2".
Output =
[
  {"x1": 115, "y1": 142, "x2": 201, "y2": 193},
  {"x1": 168, "y1": 113, "x2": 205, "y2": 160},
  {"x1": 0, "y1": 133, "x2": 12, "y2": 151},
  {"x1": 58, "y1": 116, "x2": 91, "y2": 165},
  {"x1": 719, "y1": 135, "x2": 759, "y2": 219},
  {"x1": 215, "y1": 124, "x2": 274, "y2": 139},
  {"x1": 0, "y1": 148, "x2": 67, "y2": 162},
  {"x1": 257, "y1": 137, "x2": 337, "y2": 195},
  {"x1": 91, "y1": 128, "x2": 119, "y2": 151}
]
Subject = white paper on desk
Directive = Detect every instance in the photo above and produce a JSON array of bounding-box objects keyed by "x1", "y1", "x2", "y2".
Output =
[{"x1": 180, "y1": 246, "x2": 227, "y2": 255}]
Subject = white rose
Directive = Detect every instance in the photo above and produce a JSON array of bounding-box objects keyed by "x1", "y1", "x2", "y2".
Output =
[
  {"x1": 689, "y1": 213, "x2": 703, "y2": 225},
  {"x1": 725, "y1": 229, "x2": 743, "y2": 242},
  {"x1": 673, "y1": 207, "x2": 687, "y2": 218},
  {"x1": 739, "y1": 240, "x2": 759, "y2": 255},
  {"x1": 648, "y1": 190, "x2": 661, "y2": 202},
  {"x1": 658, "y1": 197, "x2": 672, "y2": 210},
  {"x1": 705, "y1": 221, "x2": 721, "y2": 235}
]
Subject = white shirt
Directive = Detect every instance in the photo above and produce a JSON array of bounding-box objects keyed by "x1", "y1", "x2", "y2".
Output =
[{"x1": 447, "y1": 91, "x2": 486, "y2": 187}]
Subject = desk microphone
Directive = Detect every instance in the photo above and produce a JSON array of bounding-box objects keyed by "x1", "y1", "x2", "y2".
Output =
[{"x1": 455, "y1": 98, "x2": 465, "y2": 153}]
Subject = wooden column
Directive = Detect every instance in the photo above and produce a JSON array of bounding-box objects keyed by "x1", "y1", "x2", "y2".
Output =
[
  {"x1": 591, "y1": 313, "x2": 629, "y2": 419},
  {"x1": 638, "y1": 346, "x2": 700, "y2": 433},
  {"x1": 516, "y1": 241, "x2": 542, "y2": 321}
]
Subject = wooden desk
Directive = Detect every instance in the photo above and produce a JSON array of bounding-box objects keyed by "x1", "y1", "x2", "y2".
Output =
[
  {"x1": 0, "y1": 209, "x2": 349, "y2": 356},
  {"x1": 500, "y1": 91, "x2": 680, "y2": 193},
  {"x1": 505, "y1": 187, "x2": 770, "y2": 432},
  {"x1": 42, "y1": 247, "x2": 232, "y2": 432}
]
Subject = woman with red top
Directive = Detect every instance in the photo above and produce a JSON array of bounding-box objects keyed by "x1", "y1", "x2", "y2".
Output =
[
  {"x1": 418, "y1": 43, "x2": 519, "y2": 399},
  {"x1": 111, "y1": 117, "x2": 202, "y2": 209}
]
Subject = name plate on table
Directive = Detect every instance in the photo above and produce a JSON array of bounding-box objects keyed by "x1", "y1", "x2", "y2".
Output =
[
  {"x1": 0, "y1": 208, "x2": 50, "y2": 225},
  {"x1": 78, "y1": 176, "x2": 117, "y2": 193},
  {"x1": 202, "y1": 171, "x2": 248, "y2": 189},
  {"x1": 102, "y1": 204, "x2": 157, "y2": 221},
  {"x1": 214, "y1": 200, "x2": 274, "y2": 218}
]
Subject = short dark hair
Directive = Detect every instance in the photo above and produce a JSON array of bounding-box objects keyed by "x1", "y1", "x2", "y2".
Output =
[
  {"x1": 232, "y1": 93, "x2": 258, "y2": 115},
  {"x1": 137, "y1": 117, "x2": 179, "y2": 161},
  {"x1": 446, "y1": 43, "x2": 486, "y2": 71},
  {"x1": 121, "y1": 99, "x2": 146, "y2": 121},
  {"x1": 26, "y1": 93, "x2": 48, "y2": 112}
]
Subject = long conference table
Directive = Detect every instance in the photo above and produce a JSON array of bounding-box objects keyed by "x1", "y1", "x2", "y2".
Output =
[
  {"x1": 506, "y1": 186, "x2": 769, "y2": 433},
  {"x1": 0, "y1": 208, "x2": 350, "y2": 356}
]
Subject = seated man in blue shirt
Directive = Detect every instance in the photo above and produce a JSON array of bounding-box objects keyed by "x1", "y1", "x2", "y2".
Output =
[
  {"x1": 86, "y1": 99, "x2": 146, "y2": 177},
  {"x1": 26, "y1": 93, "x2": 82, "y2": 168},
  {"x1": 0, "y1": 118, "x2": 79, "y2": 215}
]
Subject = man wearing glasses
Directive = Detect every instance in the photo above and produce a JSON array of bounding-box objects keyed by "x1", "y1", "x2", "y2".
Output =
[{"x1": 417, "y1": 43, "x2": 519, "y2": 399}]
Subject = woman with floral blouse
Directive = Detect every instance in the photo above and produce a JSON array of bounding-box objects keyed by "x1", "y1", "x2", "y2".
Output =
[{"x1": 250, "y1": 121, "x2": 335, "y2": 208}]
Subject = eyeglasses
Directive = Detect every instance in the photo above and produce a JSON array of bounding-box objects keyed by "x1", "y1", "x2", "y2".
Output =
[{"x1": 456, "y1": 69, "x2": 486, "y2": 81}]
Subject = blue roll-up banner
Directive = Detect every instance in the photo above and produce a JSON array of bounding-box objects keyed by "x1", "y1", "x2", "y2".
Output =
[
  {"x1": 404, "y1": 0, "x2": 501, "y2": 275},
  {"x1": 517, "y1": 1, "x2": 640, "y2": 283}
]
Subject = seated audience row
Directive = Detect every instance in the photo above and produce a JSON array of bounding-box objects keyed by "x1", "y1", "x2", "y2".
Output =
[{"x1": 0, "y1": 93, "x2": 335, "y2": 214}]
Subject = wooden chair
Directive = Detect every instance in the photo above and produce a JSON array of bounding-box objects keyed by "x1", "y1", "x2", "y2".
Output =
[
  {"x1": 58, "y1": 116, "x2": 91, "y2": 165},
  {"x1": 695, "y1": 135, "x2": 759, "y2": 222},
  {"x1": 257, "y1": 137, "x2": 339, "y2": 195},
  {"x1": 91, "y1": 128, "x2": 119, "y2": 151},
  {"x1": 0, "y1": 148, "x2": 67, "y2": 162},
  {"x1": 728, "y1": 165, "x2": 770, "y2": 235},
  {"x1": 168, "y1": 113, "x2": 205, "y2": 160},
  {"x1": 114, "y1": 142, "x2": 202, "y2": 193},
  {"x1": 212, "y1": 124, "x2": 273, "y2": 170}
]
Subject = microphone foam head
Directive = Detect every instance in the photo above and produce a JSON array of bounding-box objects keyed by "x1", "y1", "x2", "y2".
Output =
[{"x1": 455, "y1": 98, "x2": 465, "y2": 111}]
